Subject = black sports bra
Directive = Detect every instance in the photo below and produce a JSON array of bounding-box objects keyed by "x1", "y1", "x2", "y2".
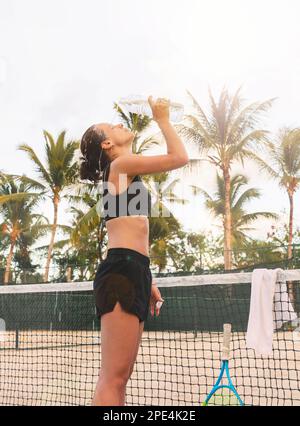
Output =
[{"x1": 102, "y1": 162, "x2": 152, "y2": 222}]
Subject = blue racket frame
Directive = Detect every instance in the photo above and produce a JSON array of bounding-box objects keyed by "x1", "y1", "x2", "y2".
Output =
[{"x1": 203, "y1": 360, "x2": 244, "y2": 406}]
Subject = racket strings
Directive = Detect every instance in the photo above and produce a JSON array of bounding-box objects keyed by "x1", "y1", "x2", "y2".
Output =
[{"x1": 207, "y1": 387, "x2": 242, "y2": 406}]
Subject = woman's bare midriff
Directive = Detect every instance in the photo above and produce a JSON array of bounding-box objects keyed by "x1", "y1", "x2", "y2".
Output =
[
  {"x1": 106, "y1": 216, "x2": 149, "y2": 257},
  {"x1": 104, "y1": 166, "x2": 150, "y2": 257}
]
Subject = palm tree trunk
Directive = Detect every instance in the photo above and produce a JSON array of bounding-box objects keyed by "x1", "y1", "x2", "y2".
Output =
[
  {"x1": 43, "y1": 196, "x2": 59, "y2": 283},
  {"x1": 4, "y1": 238, "x2": 16, "y2": 284},
  {"x1": 287, "y1": 191, "x2": 294, "y2": 259},
  {"x1": 223, "y1": 168, "x2": 232, "y2": 270},
  {"x1": 287, "y1": 190, "x2": 295, "y2": 305}
]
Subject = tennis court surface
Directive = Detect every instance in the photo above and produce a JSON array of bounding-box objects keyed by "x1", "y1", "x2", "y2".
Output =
[{"x1": 0, "y1": 270, "x2": 299, "y2": 406}]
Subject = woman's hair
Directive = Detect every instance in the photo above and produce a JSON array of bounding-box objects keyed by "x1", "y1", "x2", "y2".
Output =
[{"x1": 79, "y1": 125, "x2": 111, "y2": 183}]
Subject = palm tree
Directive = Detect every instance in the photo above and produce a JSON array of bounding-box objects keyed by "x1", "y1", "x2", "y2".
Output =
[
  {"x1": 17, "y1": 130, "x2": 79, "y2": 282},
  {"x1": 149, "y1": 215, "x2": 182, "y2": 273},
  {"x1": 0, "y1": 175, "x2": 50, "y2": 284},
  {"x1": 62, "y1": 176, "x2": 106, "y2": 261},
  {"x1": 191, "y1": 173, "x2": 279, "y2": 267},
  {"x1": 0, "y1": 172, "x2": 41, "y2": 205},
  {"x1": 65, "y1": 206, "x2": 106, "y2": 279},
  {"x1": 35, "y1": 202, "x2": 105, "y2": 281},
  {"x1": 177, "y1": 86, "x2": 275, "y2": 269},
  {"x1": 248, "y1": 127, "x2": 300, "y2": 260},
  {"x1": 36, "y1": 180, "x2": 109, "y2": 281},
  {"x1": 146, "y1": 171, "x2": 189, "y2": 271}
]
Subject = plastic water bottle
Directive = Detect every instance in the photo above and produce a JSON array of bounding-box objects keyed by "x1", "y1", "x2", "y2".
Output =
[{"x1": 117, "y1": 94, "x2": 184, "y2": 122}]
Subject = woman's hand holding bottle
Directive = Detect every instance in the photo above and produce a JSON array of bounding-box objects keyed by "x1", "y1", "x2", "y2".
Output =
[{"x1": 148, "y1": 96, "x2": 170, "y2": 125}]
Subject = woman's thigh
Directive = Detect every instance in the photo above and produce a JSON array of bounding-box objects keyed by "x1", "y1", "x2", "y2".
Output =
[
  {"x1": 100, "y1": 301, "x2": 143, "y2": 380},
  {"x1": 130, "y1": 320, "x2": 144, "y2": 373}
]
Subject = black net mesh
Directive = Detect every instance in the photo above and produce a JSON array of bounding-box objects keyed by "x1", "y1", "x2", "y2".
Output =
[{"x1": 0, "y1": 270, "x2": 299, "y2": 406}]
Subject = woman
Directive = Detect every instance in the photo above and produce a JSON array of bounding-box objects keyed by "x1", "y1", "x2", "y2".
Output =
[{"x1": 79, "y1": 96, "x2": 189, "y2": 406}]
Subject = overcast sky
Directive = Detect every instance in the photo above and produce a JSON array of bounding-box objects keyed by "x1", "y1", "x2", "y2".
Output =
[{"x1": 1, "y1": 0, "x2": 300, "y2": 240}]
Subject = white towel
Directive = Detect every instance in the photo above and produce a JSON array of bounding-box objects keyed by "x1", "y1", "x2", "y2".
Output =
[{"x1": 246, "y1": 268, "x2": 297, "y2": 356}]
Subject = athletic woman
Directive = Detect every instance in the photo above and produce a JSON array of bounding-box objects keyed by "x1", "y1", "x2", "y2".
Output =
[{"x1": 79, "y1": 96, "x2": 189, "y2": 406}]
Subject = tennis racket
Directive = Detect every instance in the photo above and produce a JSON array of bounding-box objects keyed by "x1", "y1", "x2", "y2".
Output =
[{"x1": 202, "y1": 323, "x2": 244, "y2": 406}]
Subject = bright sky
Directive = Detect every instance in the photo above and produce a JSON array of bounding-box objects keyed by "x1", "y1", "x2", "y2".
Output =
[{"x1": 1, "y1": 0, "x2": 300, "y2": 241}]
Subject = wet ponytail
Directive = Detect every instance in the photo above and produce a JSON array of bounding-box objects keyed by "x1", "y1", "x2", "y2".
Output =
[{"x1": 79, "y1": 125, "x2": 110, "y2": 183}]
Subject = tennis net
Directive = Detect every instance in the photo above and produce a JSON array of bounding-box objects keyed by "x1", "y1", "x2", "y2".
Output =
[{"x1": 0, "y1": 269, "x2": 299, "y2": 406}]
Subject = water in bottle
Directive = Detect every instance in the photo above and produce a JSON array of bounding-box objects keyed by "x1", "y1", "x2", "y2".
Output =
[{"x1": 117, "y1": 94, "x2": 184, "y2": 122}]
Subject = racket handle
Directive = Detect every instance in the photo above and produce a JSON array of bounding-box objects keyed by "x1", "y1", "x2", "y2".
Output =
[{"x1": 222, "y1": 323, "x2": 231, "y2": 360}]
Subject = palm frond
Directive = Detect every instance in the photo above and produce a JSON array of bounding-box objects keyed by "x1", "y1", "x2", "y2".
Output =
[
  {"x1": 186, "y1": 89, "x2": 211, "y2": 129},
  {"x1": 71, "y1": 204, "x2": 100, "y2": 237},
  {"x1": 236, "y1": 211, "x2": 279, "y2": 226},
  {"x1": 242, "y1": 150, "x2": 280, "y2": 180},
  {"x1": 17, "y1": 144, "x2": 51, "y2": 184},
  {"x1": 0, "y1": 192, "x2": 40, "y2": 204},
  {"x1": 43, "y1": 130, "x2": 56, "y2": 149},
  {"x1": 190, "y1": 185, "x2": 212, "y2": 200},
  {"x1": 176, "y1": 116, "x2": 213, "y2": 150},
  {"x1": 233, "y1": 188, "x2": 261, "y2": 210},
  {"x1": 136, "y1": 136, "x2": 160, "y2": 154},
  {"x1": 9, "y1": 174, "x2": 47, "y2": 191}
]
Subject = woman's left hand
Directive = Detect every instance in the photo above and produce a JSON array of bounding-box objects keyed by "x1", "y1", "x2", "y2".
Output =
[{"x1": 149, "y1": 282, "x2": 164, "y2": 317}]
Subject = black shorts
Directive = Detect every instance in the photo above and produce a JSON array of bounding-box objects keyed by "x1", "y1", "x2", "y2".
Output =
[{"x1": 93, "y1": 248, "x2": 152, "y2": 323}]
